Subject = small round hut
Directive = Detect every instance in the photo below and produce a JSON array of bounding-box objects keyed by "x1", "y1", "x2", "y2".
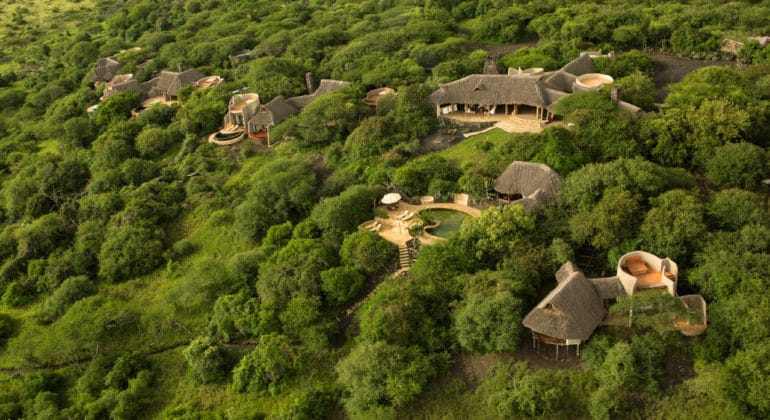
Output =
[{"x1": 494, "y1": 161, "x2": 562, "y2": 210}]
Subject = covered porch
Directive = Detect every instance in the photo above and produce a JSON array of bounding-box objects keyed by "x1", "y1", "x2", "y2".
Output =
[{"x1": 435, "y1": 102, "x2": 551, "y2": 121}]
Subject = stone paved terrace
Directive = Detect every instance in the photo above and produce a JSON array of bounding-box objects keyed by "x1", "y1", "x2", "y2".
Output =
[{"x1": 368, "y1": 199, "x2": 481, "y2": 248}]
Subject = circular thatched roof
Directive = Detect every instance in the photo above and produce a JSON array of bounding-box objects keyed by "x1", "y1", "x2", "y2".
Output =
[{"x1": 494, "y1": 161, "x2": 562, "y2": 209}]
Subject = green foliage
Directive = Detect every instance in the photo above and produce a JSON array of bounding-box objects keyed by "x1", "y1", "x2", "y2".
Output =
[
  {"x1": 458, "y1": 205, "x2": 535, "y2": 264},
  {"x1": 722, "y1": 345, "x2": 770, "y2": 418},
  {"x1": 500, "y1": 48, "x2": 560, "y2": 71},
  {"x1": 37, "y1": 275, "x2": 95, "y2": 324},
  {"x1": 94, "y1": 92, "x2": 141, "y2": 130},
  {"x1": 593, "y1": 51, "x2": 654, "y2": 78},
  {"x1": 98, "y1": 223, "x2": 164, "y2": 283},
  {"x1": 135, "y1": 125, "x2": 181, "y2": 159},
  {"x1": 639, "y1": 189, "x2": 706, "y2": 261},
  {"x1": 209, "y1": 291, "x2": 270, "y2": 343},
  {"x1": 335, "y1": 341, "x2": 444, "y2": 415},
  {"x1": 176, "y1": 99, "x2": 227, "y2": 138},
  {"x1": 707, "y1": 189, "x2": 767, "y2": 231},
  {"x1": 705, "y1": 142, "x2": 767, "y2": 189},
  {"x1": 183, "y1": 336, "x2": 228, "y2": 384},
  {"x1": 235, "y1": 159, "x2": 317, "y2": 243},
  {"x1": 279, "y1": 295, "x2": 333, "y2": 349},
  {"x1": 569, "y1": 188, "x2": 640, "y2": 251},
  {"x1": 232, "y1": 333, "x2": 296, "y2": 395},
  {"x1": 320, "y1": 266, "x2": 365, "y2": 306},
  {"x1": 257, "y1": 238, "x2": 335, "y2": 309},
  {"x1": 310, "y1": 184, "x2": 376, "y2": 245},
  {"x1": 612, "y1": 71, "x2": 657, "y2": 111},
  {"x1": 453, "y1": 270, "x2": 525, "y2": 353},
  {"x1": 339, "y1": 231, "x2": 397, "y2": 276},
  {"x1": 393, "y1": 155, "x2": 460, "y2": 197}
]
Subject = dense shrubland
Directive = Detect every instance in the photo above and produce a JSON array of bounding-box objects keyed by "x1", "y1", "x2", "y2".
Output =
[{"x1": 0, "y1": 0, "x2": 769, "y2": 418}]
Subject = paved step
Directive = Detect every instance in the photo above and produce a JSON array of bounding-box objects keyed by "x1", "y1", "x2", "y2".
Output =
[
  {"x1": 398, "y1": 244, "x2": 411, "y2": 269},
  {"x1": 495, "y1": 116, "x2": 545, "y2": 133}
]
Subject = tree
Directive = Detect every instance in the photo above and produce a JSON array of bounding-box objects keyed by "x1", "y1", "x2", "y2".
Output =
[
  {"x1": 453, "y1": 271, "x2": 525, "y2": 353},
  {"x1": 94, "y1": 92, "x2": 141, "y2": 130},
  {"x1": 335, "y1": 341, "x2": 442, "y2": 415},
  {"x1": 98, "y1": 223, "x2": 163, "y2": 283},
  {"x1": 235, "y1": 159, "x2": 317, "y2": 243},
  {"x1": 310, "y1": 184, "x2": 376, "y2": 245},
  {"x1": 639, "y1": 189, "x2": 706, "y2": 261},
  {"x1": 705, "y1": 142, "x2": 767, "y2": 190},
  {"x1": 320, "y1": 266, "x2": 365, "y2": 306},
  {"x1": 707, "y1": 189, "x2": 767, "y2": 231},
  {"x1": 393, "y1": 155, "x2": 460, "y2": 197},
  {"x1": 183, "y1": 336, "x2": 228, "y2": 385},
  {"x1": 231, "y1": 334, "x2": 296, "y2": 395},
  {"x1": 613, "y1": 71, "x2": 657, "y2": 112},
  {"x1": 722, "y1": 345, "x2": 770, "y2": 418},
  {"x1": 279, "y1": 295, "x2": 333, "y2": 349},
  {"x1": 458, "y1": 205, "x2": 535, "y2": 265},
  {"x1": 339, "y1": 231, "x2": 398, "y2": 276},
  {"x1": 256, "y1": 239, "x2": 335, "y2": 309},
  {"x1": 37, "y1": 275, "x2": 95, "y2": 324},
  {"x1": 134, "y1": 125, "x2": 179, "y2": 159},
  {"x1": 569, "y1": 188, "x2": 640, "y2": 251}
]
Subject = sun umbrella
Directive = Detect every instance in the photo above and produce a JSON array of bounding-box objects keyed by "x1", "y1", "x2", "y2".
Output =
[{"x1": 381, "y1": 192, "x2": 402, "y2": 205}]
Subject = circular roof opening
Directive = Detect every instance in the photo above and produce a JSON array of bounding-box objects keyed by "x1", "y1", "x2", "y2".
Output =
[{"x1": 575, "y1": 73, "x2": 614, "y2": 89}]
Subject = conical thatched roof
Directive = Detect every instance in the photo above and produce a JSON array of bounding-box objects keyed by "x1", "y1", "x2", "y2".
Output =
[
  {"x1": 494, "y1": 161, "x2": 562, "y2": 208},
  {"x1": 90, "y1": 57, "x2": 123, "y2": 83},
  {"x1": 156, "y1": 68, "x2": 206, "y2": 97},
  {"x1": 522, "y1": 266, "x2": 606, "y2": 341},
  {"x1": 313, "y1": 79, "x2": 350, "y2": 96},
  {"x1": 285, "y1": 79, "x2": 350, "y2": 109},
  {"x1": 247, "y1": 96, "x2": 299, "y2": 130}
]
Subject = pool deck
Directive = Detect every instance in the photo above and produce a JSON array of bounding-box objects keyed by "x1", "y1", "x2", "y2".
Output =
[{"x1": 371, "y1": 200, "x2": 481, "y2": 248}]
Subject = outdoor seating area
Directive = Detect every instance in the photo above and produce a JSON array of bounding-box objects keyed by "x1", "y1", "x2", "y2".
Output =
[
  {"x1": 396, "y1": 210, "x2": 414, "y2": 221},
  {"x1": 363, "y1": 220, "x2": 382, "y2": 232}
]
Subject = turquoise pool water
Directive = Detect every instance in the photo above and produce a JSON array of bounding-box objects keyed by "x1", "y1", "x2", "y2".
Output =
[{"x1": 423, "y1": 209, "x2": 468, "y2": 239}]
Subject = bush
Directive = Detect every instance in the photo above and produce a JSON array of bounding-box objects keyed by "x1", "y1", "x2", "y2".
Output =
[
  {"x1": 183, "y1": 336, "x2": 228, "y2": 384},
  {"x1": 706, "y1": 142, "x2": 767, "y2": 190},
  {"x1": 320, "y1": 266, "x2": 366, "y2": 306},
  {"x1": 135, "y1": 126, "x2": 178, "y2": 159},
  {"x1": 37, "y1": 275, "x2": 95, "y2": 324},
  {"x1": 231, "y1": 334, "x2": 296, "y2": 395}
]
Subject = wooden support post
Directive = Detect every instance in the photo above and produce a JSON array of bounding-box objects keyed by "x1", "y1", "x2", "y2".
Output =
[
  {"x1": 436, "y1": 104, "x2": 441, "y2": 117},
  {"x1": 505, "y1": 103, "x2": 508, "y2": 115},
  {"x1": 555, "y1": 344, "x2": 559, "y2": 360}
]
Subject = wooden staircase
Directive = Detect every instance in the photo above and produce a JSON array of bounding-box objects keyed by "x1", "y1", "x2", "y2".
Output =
[{"x1": 398, "y1": 244, "x2": 411, "y2": 269}]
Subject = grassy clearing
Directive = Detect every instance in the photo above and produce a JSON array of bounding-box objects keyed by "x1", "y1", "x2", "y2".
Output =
[{"x1": 438, "y1": 129, "x2": 516, "y2": 167}]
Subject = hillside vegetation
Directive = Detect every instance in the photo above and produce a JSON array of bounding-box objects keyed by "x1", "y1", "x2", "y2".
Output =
[{"x1": 0, "y1": 0, "x2": 769, "y2": 418}]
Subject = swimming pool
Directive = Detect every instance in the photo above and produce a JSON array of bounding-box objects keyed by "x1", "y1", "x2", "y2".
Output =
[{"x1": 422, "y1": 209, "x2": 468, "y2": 239}]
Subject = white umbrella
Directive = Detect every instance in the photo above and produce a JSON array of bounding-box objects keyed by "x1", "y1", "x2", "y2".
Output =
[{"x1": 381, "y1": 193, "x2": 402, "y2": 205}]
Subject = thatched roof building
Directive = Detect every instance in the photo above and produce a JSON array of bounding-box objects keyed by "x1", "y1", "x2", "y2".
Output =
[
  {"x1": 90, "y1": 57, "x2": 123, "y2": 83},
  {"x1": 102, "y1": 74, "x2": 157, "y2": 100},
  {"x1": 494, "y1": 161, "x2": 562, "y2": 210},
  {"x1": 523, "y1": 252, "x2": 708, "y2": 358},
  {"x1": 522, "y1": 265, "x2": 606, "y2": 344},
  {"x1": 156, "y1": 68, "x2": 206, "y2": 98},
  {"x1": 288, "y1": 79, "x2": 351, "y2": 108},
  {"x1": 247, "y1": 96, "x2": 299, "y2": 139},
  {"x1": 430, "y1": 74, "x2": 549, "y2": 110},
  {"x1": 430, "y1": 52, "x2": 644, "y2": 123}
]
